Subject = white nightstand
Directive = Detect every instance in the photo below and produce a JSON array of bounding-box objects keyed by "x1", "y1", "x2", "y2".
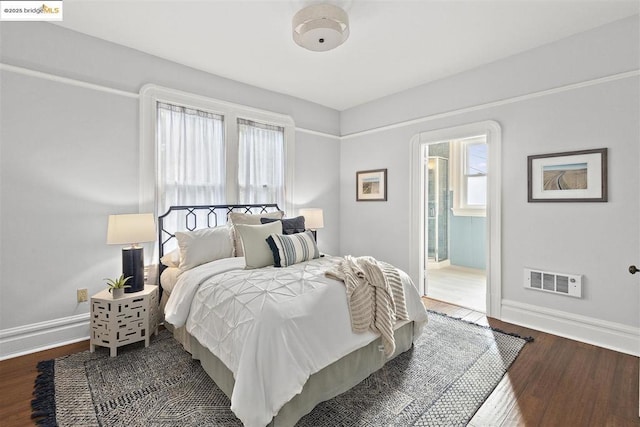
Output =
[{"x1": 90, "y1": 285, "x2": 159, "y2": 357}]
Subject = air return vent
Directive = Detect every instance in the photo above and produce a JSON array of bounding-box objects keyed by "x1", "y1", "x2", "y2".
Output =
[{"x1": 524, "y1": 268, "x2": 582, "y2": 298}]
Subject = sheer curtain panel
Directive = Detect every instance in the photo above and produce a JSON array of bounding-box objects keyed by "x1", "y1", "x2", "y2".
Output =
[
  {"x1": 237, "y1": 118, "x2": 285, "y2": 208},
  {"x1": 156, "y1": 102, "x2": 226, "y2": 216}
]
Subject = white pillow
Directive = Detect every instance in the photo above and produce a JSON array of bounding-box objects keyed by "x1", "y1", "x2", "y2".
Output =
[
  {"x1": 160, "y1": 267, "x2": 181, "y2": 293},
  {"x1": 160, "y1": 248, "x2": 180, "y2": 268},
  {"x1": 234, "y1": 221, "x2": 283, "y2": 269},
  {"x1": 176, "y1": 226, "x2": 234, "y2": 271},
  {"x1": 229, "y1": 211, "x2": 284, "y2": 256}
]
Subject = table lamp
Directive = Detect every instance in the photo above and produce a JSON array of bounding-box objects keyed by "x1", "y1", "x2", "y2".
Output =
[
  {"x1": 107, "y1": 213, "x2": 155, "y2": 293},
  {"x1": 299, "y1": 208, "x2": 324, "y2": 241}
]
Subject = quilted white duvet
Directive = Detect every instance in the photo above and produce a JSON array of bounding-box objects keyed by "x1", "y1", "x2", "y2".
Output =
[{"x1": 164, "y1": 256, "x2": 428, "y2": 427}]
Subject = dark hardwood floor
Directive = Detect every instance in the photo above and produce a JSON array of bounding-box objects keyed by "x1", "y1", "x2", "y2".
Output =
[
  {"x1": 1, "y1": 299, "x2": 638, "y2": 426},
  {"x1": 425, "y1": 298, "x2": 639, "y2": 427},
  {"x1": 0, "y1": 340, "x2": 89, "y2": 427}
]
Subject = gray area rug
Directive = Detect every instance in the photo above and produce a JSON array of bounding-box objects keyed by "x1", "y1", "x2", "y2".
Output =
[{"x1": 32, "y1": 312, "x2": 531, "y2": 426}]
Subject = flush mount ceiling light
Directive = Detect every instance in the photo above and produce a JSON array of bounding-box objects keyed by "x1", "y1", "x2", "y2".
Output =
[{"x1": 292, "y1": 3, "x2": 350, "y2": 52}]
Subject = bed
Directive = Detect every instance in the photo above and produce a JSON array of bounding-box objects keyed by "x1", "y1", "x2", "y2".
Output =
[{"x1": 158, "y1": 204, "x2": 429, "y2": 427}]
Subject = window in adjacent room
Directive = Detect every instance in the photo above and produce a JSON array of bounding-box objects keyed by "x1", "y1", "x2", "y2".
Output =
[{"x1": 452, "y1": 135, "x2": 487, "y2": 217}]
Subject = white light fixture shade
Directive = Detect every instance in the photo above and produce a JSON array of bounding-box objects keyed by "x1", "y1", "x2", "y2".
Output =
[
  {"x1": 107, "y1": 213, "x2": 156, "y2": 246},
  {"x1": 293, "y1": 3, "x2": 349, "y2": 52},
  {"x1": 299, "y1": 208, "x2": 324, "y2": 230}
]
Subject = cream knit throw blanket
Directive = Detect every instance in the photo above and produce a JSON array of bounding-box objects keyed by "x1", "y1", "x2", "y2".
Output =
[{"x1": 326, "y1": 255, "x2": 409, "y2": 356}]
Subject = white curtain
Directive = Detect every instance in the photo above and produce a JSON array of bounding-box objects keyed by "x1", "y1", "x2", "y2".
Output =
[
  {"x1": 237, "y1": 118, "x2": 285, "y2": 208},
  {"x1": 156, "y1": 102, "x2": 226, "y2": 215}
]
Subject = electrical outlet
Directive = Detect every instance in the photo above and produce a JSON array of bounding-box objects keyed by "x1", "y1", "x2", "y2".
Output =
[{"x1": 77, "y1": 288, "x2": 88, "y2": 303}]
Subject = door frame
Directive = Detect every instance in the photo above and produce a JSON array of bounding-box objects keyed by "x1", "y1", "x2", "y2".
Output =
[{"x1": 409, "y1": 120, "x2": 502, "y2": 318}]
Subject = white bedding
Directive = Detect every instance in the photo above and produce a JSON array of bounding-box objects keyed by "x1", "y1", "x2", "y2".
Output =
[
  {"x1": 164, "y1": 256, "x2": 428, "y2": 427},
  {"x1": 159, "y1": 266, "x2": 180, "y2": 294}
]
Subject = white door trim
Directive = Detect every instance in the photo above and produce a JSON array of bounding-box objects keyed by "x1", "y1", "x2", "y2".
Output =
[{"x1": 409, "y1": 120, "x2": 502, "y2": 318}]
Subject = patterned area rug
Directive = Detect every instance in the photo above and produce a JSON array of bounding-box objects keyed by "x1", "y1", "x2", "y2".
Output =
[{"x1": 32, "y1": 312, "x2": 531, "y2": 426}]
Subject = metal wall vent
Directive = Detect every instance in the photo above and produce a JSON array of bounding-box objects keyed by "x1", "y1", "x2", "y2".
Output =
[{"x1": 524, "y1": 268, "x2": 582, "y2": 298}]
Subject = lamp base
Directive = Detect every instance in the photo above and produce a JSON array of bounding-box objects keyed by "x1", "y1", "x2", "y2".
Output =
[{"x1": 122, "y1": 247, "x2": 145, "y2": 293}]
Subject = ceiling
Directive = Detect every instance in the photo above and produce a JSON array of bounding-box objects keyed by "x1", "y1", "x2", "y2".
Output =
[{"x1": 56, "y1": 1, "x2": 639, "y2": 111}]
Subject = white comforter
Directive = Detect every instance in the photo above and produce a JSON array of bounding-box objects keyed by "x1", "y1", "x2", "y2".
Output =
[{"x1": 165, "y1": 256, "x2": 428, "y2": 427}]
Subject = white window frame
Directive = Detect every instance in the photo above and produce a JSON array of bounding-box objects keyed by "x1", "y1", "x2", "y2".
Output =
[
  {"x1": 139, "y1": 84, "x2": 295, "y2": 216},
  {"x1": 451, "y1": 136, "x2": 487, "y2": 217}
]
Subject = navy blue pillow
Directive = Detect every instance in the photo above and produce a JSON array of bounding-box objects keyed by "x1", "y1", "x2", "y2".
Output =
[{"x1": 261, "y1": 216, "x2": 306, "y2": 235}]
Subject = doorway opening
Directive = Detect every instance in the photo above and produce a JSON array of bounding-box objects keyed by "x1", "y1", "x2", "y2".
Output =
[
  {"x1": 424, "y1": 138, "x2": 487, "y2": 312},
  {"x1": 409, "y1": 120, "x2": 502, "y2": 318}
]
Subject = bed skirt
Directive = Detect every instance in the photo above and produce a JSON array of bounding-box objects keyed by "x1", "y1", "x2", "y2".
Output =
[{"x1": 186, "y1": 321, "x2": 415, "y2": 427}]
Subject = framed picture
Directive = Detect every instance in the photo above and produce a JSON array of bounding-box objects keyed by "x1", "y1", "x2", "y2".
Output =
[
  {"x1": 356, "y1": 168, "x2": 387, "y2": 201},
  {"x1": 527, "y1": 148, "x2": 607, "y2": 202}
]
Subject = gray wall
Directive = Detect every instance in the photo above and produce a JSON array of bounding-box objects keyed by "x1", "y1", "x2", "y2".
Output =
[
  {"x1": 340, "y1": 16, "x2": 639, "y2": 136},
  {"x1": 0, "y1": 23, "x2": 341, "y2": 347},
  {"x1": 339, "y1": 16, "x2": 639, "y2": 330}
]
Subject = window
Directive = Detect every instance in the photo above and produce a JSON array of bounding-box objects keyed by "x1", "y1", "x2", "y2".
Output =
[
  {"x1": 464, "y1": 141, "x2": 487, "y2": 206},
  {"x1": 140, "y1": 85, "x2": 295, "y2": 220},
  {"x1": 237, "y1": 119, "x2": 285, "y2": 207},
  {"x1": 156, "y1": 102, "x2": 226, "y2": 215},
  {"x1": 452, "y1": 136, "x2": 487, "y2": 216}
]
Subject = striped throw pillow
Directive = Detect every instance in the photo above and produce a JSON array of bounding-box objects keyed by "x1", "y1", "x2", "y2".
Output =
[{"x1": 266, "y1": 231, "x2": 320, "y2": 267}]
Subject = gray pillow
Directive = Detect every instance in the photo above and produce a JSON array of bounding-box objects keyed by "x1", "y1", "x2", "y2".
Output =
[
  {"x1": 234, "y1": 221, "x2": 283, "y2": 269},
  {"x1": 229, "y1": 211, "x2": 284, "y2": 256},
  {"x1": 260, "y1": 216, "x2": 306, "y2": 235}
]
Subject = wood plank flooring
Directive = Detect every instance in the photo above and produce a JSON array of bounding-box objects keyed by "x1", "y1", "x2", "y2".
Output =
[
  {"x1": 425, "y1": 298, "x2": 640, "y2": 427},
  {"x1": 0, "y1": 300, "x2": 638, "y2": 426},
  {"x1": 0, "y1": 340, "x2": 89, "y2": 427},
  {"x1": 427, "y1": 266, "x2": 486, "y2": 312}
]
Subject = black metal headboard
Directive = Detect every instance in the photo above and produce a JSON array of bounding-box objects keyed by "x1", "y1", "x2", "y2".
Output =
[{"x1": 158, "y1": 204, "x2": 280, "y2": 269}]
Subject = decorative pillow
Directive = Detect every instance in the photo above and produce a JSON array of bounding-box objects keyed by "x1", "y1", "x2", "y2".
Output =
[
  {"x1": 235, "y1": 221, "x2": 283, "y2": 269},
  {"x1": 160, "y1": 248, "x2": 181, "y2": 268},
  {"x1": 229, "y1": 211, "x2": 284, "y2": 256},
  {"x1": 266, "y1": 231, "x2": 320, "y2": 267},
  {"x1": 175, "y1": 226, "x2": 234, "y2": 272},
  {"x1": 260, "y1": 216, "x2": 306, "y2": 235},
  {"x1": 160, "y1": 267, "x2": 181, "y2": 293}
]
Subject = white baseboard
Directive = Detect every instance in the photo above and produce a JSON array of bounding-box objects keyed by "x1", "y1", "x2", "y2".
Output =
[
  {"x1": 501, "y1": 299, "x2": 639, "y2": 357},
  {"x1": 0, "y1": 313, "x2": 90, "y2": 360},
  {"x1": 3, "y1": 301, "x2": 637, "y2": 359},
  {"x1": 427, "y1": 259, "x2": 451, "y2": 269}
]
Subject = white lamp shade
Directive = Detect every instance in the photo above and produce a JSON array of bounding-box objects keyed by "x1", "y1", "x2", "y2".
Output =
[
  {"x1": 299, "y1": 208, "x2": 324, "y2": 230},
  {"x1": 107, "y1": 213, "x2": 156, "y2": 245}
]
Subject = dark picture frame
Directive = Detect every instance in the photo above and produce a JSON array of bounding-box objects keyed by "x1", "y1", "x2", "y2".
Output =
[
  {"x1": 527, "y1": 148, "x2": 607, "y2": 202},
  {"x1": 356, "y1": 168, "x2": 387, "y2": 201}
]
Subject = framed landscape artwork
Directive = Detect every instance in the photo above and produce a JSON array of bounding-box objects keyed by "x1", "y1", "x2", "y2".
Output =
[
  {"x1": 356, "y1": 168, "x2": 387, "y2": 201},
  {"x1": 527, "y1": 148, "x2": 607, "y2": 202}
]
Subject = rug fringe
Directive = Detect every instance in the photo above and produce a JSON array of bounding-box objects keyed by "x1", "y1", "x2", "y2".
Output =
[
  {"x1": 427, "y1": 309, "x2": 535, "y2": 343},
  {"x1": 31, "y1": 359, "x2": 57, "y2": 426}
]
